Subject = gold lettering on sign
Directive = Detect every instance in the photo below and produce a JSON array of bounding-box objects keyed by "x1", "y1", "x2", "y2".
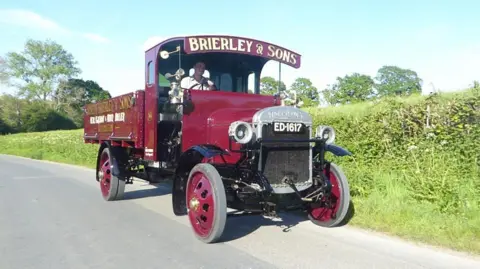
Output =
[
  {"x1": 99, "y1": 123, "x2": 113, "y2": 133},
  {"x1": 96, "y1": 100, "x2": 113, "y2": 115},
  {"x1": 118, "y1": 95, "x2": 132, "y2": 110},
  {"x1": 85, "y1": 105, "x2": 96, "y2": 116},
  {"x1": 84, "y1": 94, "x2": 133, "y2": 117},
  {"x1": 211, "y1": 37, "x2": 220, "y2": 50},
  {"x1": 188, "y1": 37, "x2": 253, "y2": 53},
  {"x1": 267, "y1": 45, "x2": 298, "y2": 66},
  {"x1": 221, "y1": 38, "x2": 228, "y2": 50},
  {"x1": 199, "y1": 38, "x2": 208, "y2": 50},
  {"x1": 187, "y1": 37, "x2": 299, "y2": 66}
]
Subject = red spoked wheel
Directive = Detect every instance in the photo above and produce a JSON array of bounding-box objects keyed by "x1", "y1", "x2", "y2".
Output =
[
  {"x1": 97, "y1": 147, "x2": 125, "y2": 201},
  {"x1": 308, "y1": 162, "x2": 350, "y2": 227},
  {"x1": 186, "y1": 163, "x2": 227, "y2": 243}
]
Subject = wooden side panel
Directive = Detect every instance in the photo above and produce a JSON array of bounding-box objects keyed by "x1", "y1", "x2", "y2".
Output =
[{"x1": 83, "y1": 90, "x2": 145, "y2": 148}]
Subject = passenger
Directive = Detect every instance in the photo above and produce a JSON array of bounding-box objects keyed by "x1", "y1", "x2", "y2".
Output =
[{"x1": 180, "y1": 61, "x2": 217, "y2": 90}]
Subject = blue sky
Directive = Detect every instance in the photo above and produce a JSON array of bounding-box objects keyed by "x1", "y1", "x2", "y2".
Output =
[{"x1": 0, "y1": 0, "x2": 479, "y2": 97}]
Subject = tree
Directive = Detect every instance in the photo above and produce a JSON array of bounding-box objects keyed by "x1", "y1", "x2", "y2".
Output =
[
  {"x1": 374, "y1": 65, "x2": 422, "y2": 97},
  {"x1": 0, "y1": 57, "x2": 8, "y2": 84},
  {"x1": 54, "y1": 78, "x2": 111, "y2": 127},
  {"x1": 55, "y1": 78, "x2": 110, "y2": 109},
  {"x1": 0, "y1": 93, "x2": 25, "y2": 131},
  {"x1": 322, "y1": 73, "x2": 375, "y2": 105},
  {"x1": 0, "y1": 39, "x2": 81, "y2": 101},
  {"x1": 260, "y1": 76, "x2": 286, "y2": 95},
  {"x1": 19, "y1": 101, "x2": 76, "y2": 132},
  {"x1": 289, "y1": 77, "x2": 319, "y2": 107}
]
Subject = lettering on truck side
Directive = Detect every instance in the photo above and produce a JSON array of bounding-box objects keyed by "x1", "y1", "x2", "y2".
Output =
[
  {"x1": 84, "y1": 95, "x2": 133, "y2": 116},
  {"x1": 89, "y1": 112, "x2": 126, "y2": 124}
]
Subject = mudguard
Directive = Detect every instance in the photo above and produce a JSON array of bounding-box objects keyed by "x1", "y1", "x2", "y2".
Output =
[
  {"x1": 325, "y1": 144, "x2": 352, "y2": 157},
  {"x1": 171, "y1": 144, "x2": 229, "y2": 216}
]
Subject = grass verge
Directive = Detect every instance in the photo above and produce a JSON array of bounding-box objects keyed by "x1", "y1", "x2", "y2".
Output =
[{"x1": 0, "y1": 128, "x2": 479, "y2": 255}]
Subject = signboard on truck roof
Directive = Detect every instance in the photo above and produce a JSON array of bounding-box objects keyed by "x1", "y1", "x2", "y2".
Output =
[{"x1": 184, "y1": 35, "x2": 301, "y2": 68}]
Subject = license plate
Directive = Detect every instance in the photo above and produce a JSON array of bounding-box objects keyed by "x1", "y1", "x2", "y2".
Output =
[{"x1": 273, "y1": 122, "x2": 304, "y2": 133}]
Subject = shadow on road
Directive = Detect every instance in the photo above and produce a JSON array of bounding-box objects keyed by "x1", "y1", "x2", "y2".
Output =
[
  {"x1": 220, "y1": 201, "x2": 356, "y2": 243},
  {"x1": 120, "y1": 179, "x2": 356, "y2": 243},
  {"x1": 122, "y1": 180, "x2": 173, "y2": 200}
]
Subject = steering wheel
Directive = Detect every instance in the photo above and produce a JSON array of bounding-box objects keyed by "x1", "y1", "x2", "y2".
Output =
[{"x1": 187, "y1": 82, "x2": 217, "y2": 91}]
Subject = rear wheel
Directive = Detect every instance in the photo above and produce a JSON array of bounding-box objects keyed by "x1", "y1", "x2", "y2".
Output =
[
  {"x1": 186, "y1": 163, "x2": 227, "y2": 243},
  {"x1": 97, "y1": 147, "x2": 126, "y2": 201},
  {"x1": 308, "y1": 162, "x2": 350, "y2": 227}
]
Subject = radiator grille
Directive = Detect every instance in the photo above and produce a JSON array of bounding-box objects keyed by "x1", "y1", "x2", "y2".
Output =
[{"x1": 260, "y1": 123, "x2": 310, "y2": 187}]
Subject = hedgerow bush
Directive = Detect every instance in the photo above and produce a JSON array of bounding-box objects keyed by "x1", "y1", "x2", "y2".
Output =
[{"x1": 306, "y1": 88, "x2": 480, "y2": 214}]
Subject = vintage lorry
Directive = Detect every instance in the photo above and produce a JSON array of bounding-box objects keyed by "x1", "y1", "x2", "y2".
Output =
[{"x1": 83, "y1": 34, "x2": 352, "y2": 243}]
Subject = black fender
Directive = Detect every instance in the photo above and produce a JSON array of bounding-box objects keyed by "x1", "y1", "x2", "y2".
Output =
[
  {"x1": 171, "y1": 144, "x2": 230, "y2": 216},
  {"x1": 325, "y1": 144, "x2": 352, "y2": 157},
  {"x1": 95, "y1": 142, "x2": 128, "y2": 181}
]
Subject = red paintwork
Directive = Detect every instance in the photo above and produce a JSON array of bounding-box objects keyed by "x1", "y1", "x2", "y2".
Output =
[
  {"x1": 143, "y1": 48, "x2": 159, "y2": 160},
  {"x1": 84, "y1": 34, "x2": 297, "y2": 163},
  {"x1": 187, "y1": 170, "x2": 215, "y2": 237},
  {"x1": 182, "y1": 90, "x2": 279, "y2": 164},
  {"x1": 83, "y1": 90, "x2": 145, "y2": 149},
  {"x1": 309, "y1": 171, "x2": 341, "y2": 222}
]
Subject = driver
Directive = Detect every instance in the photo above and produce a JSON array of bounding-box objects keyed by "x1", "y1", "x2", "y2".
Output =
[{"x1": 180, "y1": 61, "x2": 217, "y2": 90}]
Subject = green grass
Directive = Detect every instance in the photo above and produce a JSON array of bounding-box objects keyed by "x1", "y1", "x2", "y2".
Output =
[
  {"x1": 347, "y1": 169, "x2": 480, "y2": 254},
  {"x1": 0, "y1": 127, "x2": 479, "y2": 255},
  {"x1": 0, "y1": 129, "x2": 99, "y2": 168}
]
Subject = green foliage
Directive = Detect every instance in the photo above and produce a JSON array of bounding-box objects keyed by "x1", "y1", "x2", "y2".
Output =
[
  {"x1": 55, "y1": 78, "x2": 111, "y2": 107},
  {"x1": 320, "y1": 65, "x2": 424, "y2": 106},
  {"x1": 54, "y1": 78, "x2": 111, "y2": 127},
  {"x1": 306, "y1": 88, "x2": 479, "y2": 213},
  {"x1": 0, "y1": 129, "x2": 98, "y2": 167},
  {"x1": 303, "y1": 88, "x2": 479, "y2": 253},
  {"x1": 260, "y1": 76, "x2": 286, "y2": 95},
  {"x1": 375, "y1": 65, "x2": 422, "y2": 97},
  {"x1": 323, "y1": 73, "x2": 375, "y2": 105},
  {"x1": 289, "y1": 77, "x2": 319, "y2": 106},
  {"x1": 0, "y1": 39, "x2": 111, "y2": 133},
  {"x1": 0, "y1": 39, "x2": 81, "y2": 100},
  {"x1": 0, "y1": 118, "x2": 13, "y2": 134},
  {"x1": 19, "y1": 101, "x2": 77, "y2": 132}
]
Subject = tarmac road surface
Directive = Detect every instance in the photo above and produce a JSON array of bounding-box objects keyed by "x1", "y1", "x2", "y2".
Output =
[{"x1": 1, "y1": 154, "x2": 480, "y2": 269}]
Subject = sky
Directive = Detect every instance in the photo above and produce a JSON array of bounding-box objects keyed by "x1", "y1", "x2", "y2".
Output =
[{"x1": 0, "y1": 0, "x2": 479, "y2": 97}]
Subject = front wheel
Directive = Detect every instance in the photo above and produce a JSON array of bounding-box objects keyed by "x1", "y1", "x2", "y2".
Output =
[
  {"x1": 307, "y1": 162, "x2": 351, "y2": 227},
  {"x1": 185, "y1": 163, "x2": 227, "y2": 243}
]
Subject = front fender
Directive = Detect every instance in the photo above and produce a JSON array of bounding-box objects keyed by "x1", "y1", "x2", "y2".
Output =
[
  {"x1": 171, "y1": 144, "x2": 229, "y2": 216},
  {"x1": 325, "y1": 144, "x2": 352, "y2": 157},
  {"x1": 187, "y1": 144, "x2": 230, "y2": 159}
]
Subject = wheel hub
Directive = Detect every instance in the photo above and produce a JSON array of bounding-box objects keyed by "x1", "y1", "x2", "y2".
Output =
[{"x1": 189, "y1": 196, "x2": 200, "y2": 211}]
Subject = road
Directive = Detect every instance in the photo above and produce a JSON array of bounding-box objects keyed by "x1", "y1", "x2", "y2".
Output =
[{"x1": 0, "y1": 154, "x2": 479, "y2": 269}]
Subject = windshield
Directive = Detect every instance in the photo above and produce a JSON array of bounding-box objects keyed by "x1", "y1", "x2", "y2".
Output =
[{"x1": 154, "y1": 47, "x2": 268, "y2": 94}]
